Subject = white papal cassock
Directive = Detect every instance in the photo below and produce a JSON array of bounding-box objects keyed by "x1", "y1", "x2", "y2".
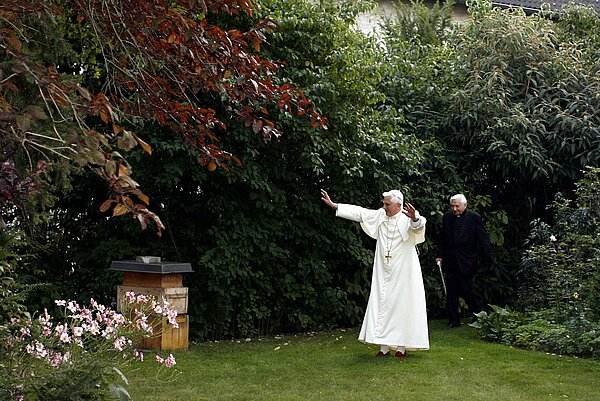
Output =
[{"x1": 336, "y1": 204, "x2": 429, "y2": 351}]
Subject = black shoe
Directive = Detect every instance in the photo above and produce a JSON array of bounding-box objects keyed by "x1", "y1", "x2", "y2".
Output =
[{"x1": 448, "y1": 322, "x2": 460, "y2": 328}]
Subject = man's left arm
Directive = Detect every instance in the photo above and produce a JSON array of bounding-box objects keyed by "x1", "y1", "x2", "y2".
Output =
[
  {"x1": 410, "y1": 213, "x2": 425, "y2": 230},
  {"x1": 405, "y1": 204, "x2": 426, "y2": 244}
]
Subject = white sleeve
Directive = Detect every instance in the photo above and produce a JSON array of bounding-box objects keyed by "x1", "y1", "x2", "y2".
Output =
[
  {"x1": 336, "y1": 204, "x2": 383, "y2": 240},
  {"x1": 409, "y1": 213, "x2": 426, "y2": 245},
  {"x1": 336, "y1": 204, "x2": 364, "y2": 222},
  {"x1": 410, "y1": 212, "x2": 425, "y2": 229}
]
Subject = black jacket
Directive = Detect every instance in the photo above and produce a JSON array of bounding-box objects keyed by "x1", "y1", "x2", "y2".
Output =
[{"x1": 436, "y1": 209, "x2": 493, "y2": 275}]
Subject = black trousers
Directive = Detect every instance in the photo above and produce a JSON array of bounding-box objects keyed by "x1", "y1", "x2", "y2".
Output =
[{"x1": 445, "y1": 271, "x2": 481, "y2": 325}]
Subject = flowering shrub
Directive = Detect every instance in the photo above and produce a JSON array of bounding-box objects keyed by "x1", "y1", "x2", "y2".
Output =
[{"x1": 0, "y1": 292, "x2": 179, "y2": 400}]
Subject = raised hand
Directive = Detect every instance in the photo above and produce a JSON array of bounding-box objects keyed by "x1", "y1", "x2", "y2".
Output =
[
  {"x1": 403, "y1": 202, "x2": 418, "y2": 221},
  {"x1": 320, "y1": 189, "x2": 338, "y2": 209}
]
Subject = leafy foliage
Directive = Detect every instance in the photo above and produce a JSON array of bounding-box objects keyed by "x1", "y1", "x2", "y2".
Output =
[
  {"x1": 378, "y1": 0, "x2": 600, "y2": 314},
  {"x1": 0, "y1": 0, "x2": 324, "y2": 233},
  {"x1": 3, "y1": 0, "x2": 600, "y2": 344},
  {"x1": 380, "y1": 0, "x2": 456, "y2": 45},
  {"x1": 157, "y1": 0, "x2": 427, "y2": 338},
  {"x1": 473, "y1": 167, "x2": 600, "y2": 357},
  {"x1": 377, "y1": 0, "x2": 514, "y2": 310},
  {"x1": 448, "y1": 0, "x2": 600, "y2": 216},
  {"x1": 517, "y1": 167, "x2": 600, "y2": 317},
  {"x1": 0, "y1": 230, "x2": 30, "y2": 322},
  {"x1": 32, "y1": 0, "x2": 430, "y2": 340}
]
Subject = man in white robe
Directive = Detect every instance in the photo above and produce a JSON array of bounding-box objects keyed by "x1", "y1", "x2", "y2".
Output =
[{"x1": 320, "y1": 189, "x2": 429, "y2": 358}]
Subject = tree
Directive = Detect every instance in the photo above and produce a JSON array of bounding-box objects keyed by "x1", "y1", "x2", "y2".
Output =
[
  {"x1": 373, "y1": 0, "x2": 600, "y2": 312},
  {"x1": 446, "y1": 1, "x2": 600, "y2": 230},
  {"x1": 32, "y1": 0, "x2": 430, "y2": 339},
  {"x1": 0, "y1": 0, "x2": 324, "y2": 234},
  {"x1": 9, "y1": 0, "x2": 598, "y2": 340}
]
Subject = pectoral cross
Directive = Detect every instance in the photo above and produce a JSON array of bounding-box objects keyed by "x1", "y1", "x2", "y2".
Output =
[{"x1": 385, "y1": 251, "x2": 392, "y2": 263}]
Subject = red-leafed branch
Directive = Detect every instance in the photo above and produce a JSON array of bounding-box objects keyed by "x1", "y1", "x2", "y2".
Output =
[{"x1": 0, "y1": 0, "x2": 326, "y2": 234}]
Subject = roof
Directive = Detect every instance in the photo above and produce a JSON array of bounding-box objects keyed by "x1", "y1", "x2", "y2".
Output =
[{"x1": 490, "y1": 0, "x2": 600, "y2": 15}]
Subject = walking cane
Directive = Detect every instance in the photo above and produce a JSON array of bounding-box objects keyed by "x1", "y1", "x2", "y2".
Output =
[{"x1": 437, "y1": 260, "x2": 447, "y2": 296}]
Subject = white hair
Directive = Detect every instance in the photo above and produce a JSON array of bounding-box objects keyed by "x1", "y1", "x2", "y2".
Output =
[
  {"x1": 450, "y1": 193, "x2": 467, "y2": 205},
  {"x1": 382, "y1": 190, "x2": 404, "y2": 205}
]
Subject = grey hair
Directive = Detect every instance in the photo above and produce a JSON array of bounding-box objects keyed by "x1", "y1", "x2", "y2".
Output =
[
  {"x1": 450, "y1": 193, "x2": 467, "y2": 205},
  {"x1": 382, "y1": 190, "x2": 404, "y2": 205}
]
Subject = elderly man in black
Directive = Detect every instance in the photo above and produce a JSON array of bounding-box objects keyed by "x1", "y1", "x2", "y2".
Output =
[{"x1": 436, "y1": 194, "x2": 493, "y2": 328}]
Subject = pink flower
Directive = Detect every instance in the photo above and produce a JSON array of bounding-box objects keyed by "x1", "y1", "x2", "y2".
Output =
[
  {"x1": 41, "y1": 325, "x2": 52, "y2": 336},
  {"x1": 59, "y1": 331, "x2": 71, "y2": 343},
  {"x1": 67, "y1": 301, "x2": 79, "y2": 313},
  {"x1": 9, "y1": 296, "x2": 186, "y2": 374},
  {"x1": 49, "y1": 353, "x2": 63, "y2": 367},
  {"x1": 26, "y1": 343, "x2": 34, "y2": 354},
  {"x1": 133, "y1": 349, "x2": 144, "y2": 362},
  {"x1": 87, "y1": 321, "x2": 100, "y2": 335},
  {"x1": 165, "y1": 354, "x2": 176, "y2": 368},
  {"x1": 39, "y1": 308, "x2": 51, "y2": 324},
  {"x1": 103, "y1": 325, "x2": 115, "y2": 337},
  {"x1": 112, "y1": 313, "x2": 126, "y2": 325},
  {"x1": 113, "y1": 336, "x2": 128, "y2": 351},
  {"x1": 165, "y1": 310, "x2": 179, "y2": 328},
  {"x1": 54, "y1": 324, "x2": 66, "y2": 335},
  {"x1": 95, "y1": 311, "x2": 105, "y2": 323},
  {"x1": 27, "y1": 341, "x2": 49, "y2": 358}
]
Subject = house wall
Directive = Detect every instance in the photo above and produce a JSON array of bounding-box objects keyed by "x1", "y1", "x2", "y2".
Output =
[{"x1": 355, "y1": 0, "x2": 470, "y2": 34}]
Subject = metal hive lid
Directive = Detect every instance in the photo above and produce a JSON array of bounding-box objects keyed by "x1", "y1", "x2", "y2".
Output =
[{"x1": 110, "y1": 257, "x2": 193, "y2": 274}]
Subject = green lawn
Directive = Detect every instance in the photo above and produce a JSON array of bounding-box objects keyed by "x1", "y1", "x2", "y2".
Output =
[{"x1": 126, "y1": 320, "x2": 600, "y2": 400}]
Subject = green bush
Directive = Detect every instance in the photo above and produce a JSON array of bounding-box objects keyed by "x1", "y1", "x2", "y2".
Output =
[
  {"x1": 6, "y1": 0, "x2": 599, "y2": 343},
  {"x1": 474, "y1": 167, "x2": 600, "y2": 357}
]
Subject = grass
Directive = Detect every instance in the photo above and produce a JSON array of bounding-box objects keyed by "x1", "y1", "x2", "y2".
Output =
[{"x1": 126, "y1": 320, "x2": 600, "y2": 400}]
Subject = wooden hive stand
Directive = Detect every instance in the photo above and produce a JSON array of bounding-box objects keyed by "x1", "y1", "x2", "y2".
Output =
[{"x1": 112, "y1": 256, "x2": 193, "y2": 350}]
